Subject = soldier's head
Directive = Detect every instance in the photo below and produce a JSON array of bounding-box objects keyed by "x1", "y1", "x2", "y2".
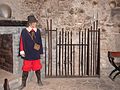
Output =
[{"x1": 27, "y1": 14, "x2": 38, "y2": 28}]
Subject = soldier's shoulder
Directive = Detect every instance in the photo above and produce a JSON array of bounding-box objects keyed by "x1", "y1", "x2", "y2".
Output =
[{"x1": 21, "y1": 28, "x2": 27, "y2": 34}]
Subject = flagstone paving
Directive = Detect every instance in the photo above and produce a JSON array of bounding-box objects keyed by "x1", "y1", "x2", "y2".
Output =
[
  {"x1": 0, "y1": 69, "x2": 120, "y2": 90},
  {"x1": 21, "y1": 75, "x2": 120, "y2": 90}
]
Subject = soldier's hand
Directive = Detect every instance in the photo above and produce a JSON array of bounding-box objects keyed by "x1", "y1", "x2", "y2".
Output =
[
  {"x1": 21, "y1": 54, "x2": 25, "y2": 57},
  {"x1": 20, "y1": 51, "x2": 25, "y2": 57}
]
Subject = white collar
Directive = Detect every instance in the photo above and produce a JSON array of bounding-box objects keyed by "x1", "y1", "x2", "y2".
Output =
[{"x1": 26, "y1": 26, "x2": 37, "y2": 32}]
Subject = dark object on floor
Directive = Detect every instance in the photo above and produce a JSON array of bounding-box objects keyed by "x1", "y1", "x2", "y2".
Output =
[
  {"x1": 3, "y1": 78, "x2": 10, "y2": 90},
  {"x1": 108, "y1": 51, "x2": 120, "y2": 80}
]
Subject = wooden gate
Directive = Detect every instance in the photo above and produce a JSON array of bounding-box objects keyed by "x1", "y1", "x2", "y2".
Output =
[{"x1": 44, "y1": 20, "x2": 100, "y2": 78}]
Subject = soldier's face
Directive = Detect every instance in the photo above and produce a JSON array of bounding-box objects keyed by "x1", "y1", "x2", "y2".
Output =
[{"x1": 30, "y1": 22, "x2": 37, "y2": 28}]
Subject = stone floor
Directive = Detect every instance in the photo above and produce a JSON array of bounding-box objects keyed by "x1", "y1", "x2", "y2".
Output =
[
  {"x1": 0, "y1": 69, "x2": 120, "y2": 90},
  {"x1": 0, "y1": 69, "x2": 21, "y2": 90},
  {"x1": 21, "y1": 76, "x2": 120, "y2": 90}
]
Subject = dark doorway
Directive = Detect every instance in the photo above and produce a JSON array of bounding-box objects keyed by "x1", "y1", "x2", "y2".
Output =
[{"x1": 0, "y1": 34, "x2": 13, "y2": 73}]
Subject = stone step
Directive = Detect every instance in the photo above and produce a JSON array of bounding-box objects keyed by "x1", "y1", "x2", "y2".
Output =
[
  {"x1": 9, "y1": 77, "x2": 21, "y2": 90},
  {"x1": 0, "y1": 69, "x2": 21, "y2": 90},
  {"x1": 0, "y1": 78, "x2": 21, "y2": 90}
]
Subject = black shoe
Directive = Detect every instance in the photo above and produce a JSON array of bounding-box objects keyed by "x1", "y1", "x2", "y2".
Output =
[
  {"x1": 35, "y1": 70, "x2": 43, "y2": 86},
  {"x1": 18, "y1": 84, "x2": 26, "y2": 90},
  {"x1": 38, "y1": 80, "x2": 43, "y2": 86}
]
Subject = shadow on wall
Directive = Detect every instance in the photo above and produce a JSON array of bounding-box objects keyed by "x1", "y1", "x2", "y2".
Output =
[
  {"x1": 110, "y1": 3, "x2": 120, "y2": 50},
  {"x1": 115, "y1": 34, "x2": 120, "y2": 51}
]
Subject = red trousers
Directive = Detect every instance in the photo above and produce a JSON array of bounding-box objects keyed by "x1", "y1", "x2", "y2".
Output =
[{"x1": 22, "y1": 60, "x2": 42, "y2": 71}]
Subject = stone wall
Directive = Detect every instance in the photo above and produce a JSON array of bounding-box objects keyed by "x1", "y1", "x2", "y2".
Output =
[{"x1": 0, "y1": 0, "x2": 120, "y2": 76}]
